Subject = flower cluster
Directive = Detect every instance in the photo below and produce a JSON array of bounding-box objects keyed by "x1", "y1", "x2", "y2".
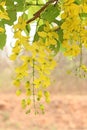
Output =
[
  {"x1": 10, "y1": 17, "x2": 57, "y2": 113},
  {"x1": 75, "y1": 64, "x2": 87, "y2": 78},
  {"x1": 10, "y1": 16, "x2": 29, "y2": 60},
  {"x1": 60, "y1": 0, "x2": 87, "y2": 57},
  {"x1": 0, "y1": 1, "x2": 10, "y2": 33}
]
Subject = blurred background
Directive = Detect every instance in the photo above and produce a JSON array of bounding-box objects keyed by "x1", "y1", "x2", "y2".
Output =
[{"x1": 0, "y1": 46, "x2": 87, "y2": 130}]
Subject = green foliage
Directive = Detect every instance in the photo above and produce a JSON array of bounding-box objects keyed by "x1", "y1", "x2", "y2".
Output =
[
  {"x1": 41, "y1": 4, "x2": 60, "y2": 22},
  {"x1": 75, "y1": 0, "x2": 82, "y2": 4},
  {"x1": 80, "y1": 13, "x2": 87, "y2": 20}
]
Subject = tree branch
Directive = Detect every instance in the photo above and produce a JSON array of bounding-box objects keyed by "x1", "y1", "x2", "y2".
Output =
[{"x1": 26, "y1": 0, "x2": 58, "y2": 24}]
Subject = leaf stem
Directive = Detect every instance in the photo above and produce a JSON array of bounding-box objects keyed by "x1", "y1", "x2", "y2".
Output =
[
  {"x1": 80, "y1": 43, "x2": 83, "y2": 67},
  {"x1": 32, "y1": 59, "x2": 36, "y2": 113}
]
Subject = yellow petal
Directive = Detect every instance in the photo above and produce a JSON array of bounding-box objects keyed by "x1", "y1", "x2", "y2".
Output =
[
  {"x1": 9, "y1": 54, "x2": 17, "y2": 60},
  {"x1": 0, "y1": 1, "x2": 6, "y2": 7},
  {"x1": 0, "y1": 10, "x2": 10, "y2": 20},
  {"x1": 0, "y1": 27, "x2": 4, "y2": 33},
  {"x1": 38, "y1": 31, "x2": 47, "y2": 38}
]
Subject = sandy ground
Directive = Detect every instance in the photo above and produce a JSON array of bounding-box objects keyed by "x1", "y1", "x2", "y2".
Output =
[{"x1": 0, "y1": 93, "x2": 87, "y2": 130}]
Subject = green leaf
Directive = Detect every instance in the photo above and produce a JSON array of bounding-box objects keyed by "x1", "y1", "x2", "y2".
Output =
[
  {"x1": 5, "y1": 10, "x2": 17, "y2": 25},
  {"x1": 2, "y1": 0, "x2": 17, "y2": 25},
  {"x1": 34, "y1": 24, "x2": 44, "y2": 41},
  {"x1": 41, "y1": 5, "x2": 60, "y2": 23},
  {"x1": 14, "y1": 0, "x2": 25, "y2": 12},
  {"x1": 25, "y1": 24, "x2": 30, "y2": 36},
  {"x1": 54, "y1": 19, "x2": 64, "y2": 26},
  {"x1": 60, "y1": 44, "x2": 66, "y2": 53},
  {"x1": 23, "y1": 13, "x2": 30, "y2": 35},
  {"x1": 2, "y1": 0, "x2": 26, "y2": 25},
  {"x1": 6, "y1": 0, "x2": 15, "y2": 10},
  {"x1": 58, "y1": 29, "x2": 63, "y2": 43},
  {"x1": 50, "y1": 40, "x2": 60, "y2": 55},
  {"x1": 74, "y1": 0, "x2": 82, "y2": 5},
  {"x1": 0, "y1": 32, "x2": 6, "y2": 49},
  {"x1": 79, "y1": 13, "x2": 87, "y2": 20}
]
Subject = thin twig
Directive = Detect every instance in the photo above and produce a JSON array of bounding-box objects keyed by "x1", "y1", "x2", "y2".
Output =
[
  {"x1": 80, "y1": 43, "x2": 83, "y2": 67},
  {"x1": 26, "y1": 0, "x2": 58, "y2": 24}
]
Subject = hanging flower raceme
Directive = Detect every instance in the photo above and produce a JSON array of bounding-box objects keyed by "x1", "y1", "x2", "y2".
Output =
[
  {"x1": 10, "y1": 16, "x2": 57, "y2": 113},
  {"x1": 59, "y1": 0, "x2": 87, "y2": 78},
  {"x1": 38, "y1": 21, "x2": 58, "y2": 47},
  {"x1": 61, "y1": 0, "x2": 87, "y2": 53},
  {"x1": 10, "y1": 16, "x2": 30, "y2": 60}
]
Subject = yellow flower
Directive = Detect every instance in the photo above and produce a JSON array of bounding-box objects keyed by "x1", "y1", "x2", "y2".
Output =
[
  {"x1": 63, "y1": 0, "x2": 74, "y2": 5},
  {"x1": 25, "y1": 81, "x2": 30, "y2": 88},
  {"x1": 13, "y1": 79, "x2": 20, "y2": 87},
  {"x1": 44, "y1": 91, "x2": 50, "y2": 103},
  {"x1": 44, "y1": 21, "x2": 50, "y2": 32},
  {"x1": 64, "y1": 44, "x2": 80, "y2": 57},
  {"x1": 51, "y1": 32, "x2": 58, "y2": 39},
  {"x1": 37, "y1": 90, "x2": 43, "y2": 99},
  {"x1": 38, "y1": 21, "x2": 58, "y2": 47},
  {"x1": 82, "y1": 4, "x2": 87, "y2": 13},
  {"x1": 40, "y1": 104, "x2": 45, "y2": 112},
  {"x1": 39, "y1": 75, "x2": 50, "y2": 87},
  {"x1": 21, "y1": 99, "x2": 26, "y2": 109},
  {"x1": 38, "y1": 31, "x2": 47, "y2": 38},
  {"x1": 16, "y1": 71, "x2": 28, "y2": 79},
  {"x1": 13, "y1": 16, "x2": 26, "y2": 30},
  {"x1": 15, "y1": 64, "x2": 28, "y2": 79},
  {"x1": 9, "y1": 53, "x2": 18, "y2": 60},
  {"x1": 20, "y1": 56, "x2": 31, "y2": 63},
  {"x1": 14, "y1": 31, "x2": 21, "y2": 39},
  {"x1": 61, "y1": 17, "x2": 80, "y2": 32},
  {"x1": 36, "y1": 57, "x2": 46, "y2": 64},
  {"x1": 26, "y1": 98, "x2": 31, "y2": 105},
  {"x1": 62, "y1": 40, "x2": 69, "y2": 48},
  {"x1": 16, "y1": 89, "x2": 21, "y2": 96},
  {"x1": 0, "y1": 27, "x2": 4, "y2": 33},
  {"x1": 12, "y1": 46, "x2": 21, "y2": 53},
  {"x1": 26, "y1": 89, "x2": 31, "y2": 96},
  {"x1": 0, "y1": 10, "x2": 10, "y2": 20},
  {"x1": 0, "y1": 1, "x2": 6, "y2": 7},
  {"x1": 15, "y1": 64, "x2": 28, "y2": 73},
  {"x1": 34, "y1": 78, "x2": 41, "y2": 88},
  {"x1": 80, "y1": 65, "x2": 87, "y2": 72},
  {"x1": 48, "y1": 59, "x2": 56, "y2": 70},
  {"x1": 14, "y1": 40, "x2": 21, "y2": 46},
  {"x1": 80, "y1": 29, "x2": 87, "y2": 48}
]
